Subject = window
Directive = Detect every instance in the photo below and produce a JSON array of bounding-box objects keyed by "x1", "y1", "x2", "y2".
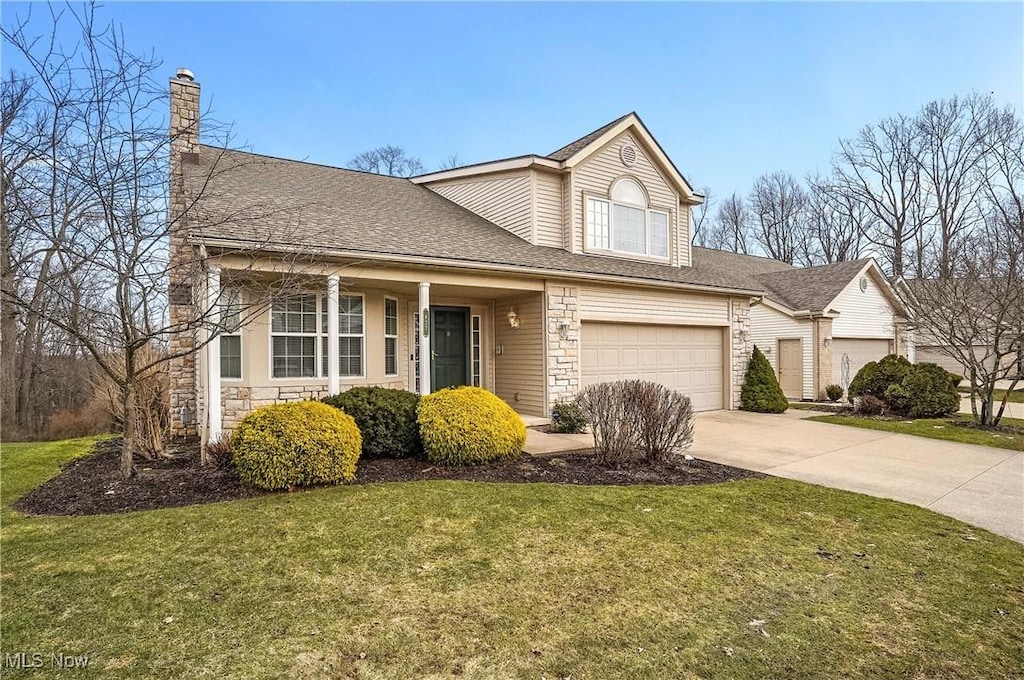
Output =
[
  {"x1": 320, "y1": 294, "x2": 365, "y2": 378},
  {"x1": 384, "y1": 297, "x2": 398, "y2": 376},
  {"x1": 471, "y1": 315, "x2": 481, "y2": 387},
  {"x1": 271, "y1": 294, "x2": 318, "y2": 378},
  {"x1": 219, "y1": 288, "x2": 242, "y2": 379},
  {"x1": 586, "y1": 178, "x2": 671, "y2": 259}
]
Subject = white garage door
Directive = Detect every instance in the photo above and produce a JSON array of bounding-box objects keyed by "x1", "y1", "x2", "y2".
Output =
[
  {"x1": 833, "y1": 338, "x2": 892, "y2": 389},
  {"x1": 581, "y1": 322, "x2": 724, "y2": 411}
]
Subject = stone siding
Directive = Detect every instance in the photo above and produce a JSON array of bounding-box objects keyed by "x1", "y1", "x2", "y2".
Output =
[
  {"x1": 730, "y1": 299, "x2": 752, "y2": 409},
  {"x1": 168, "y1": 73, "x2": 202, "y2": 436},
  {"x1": 545, "y1": 284, "x2": 580, "y2": 411},
  {"x1": 815, "y1": 317, "x2": 835, "y2": 399}
]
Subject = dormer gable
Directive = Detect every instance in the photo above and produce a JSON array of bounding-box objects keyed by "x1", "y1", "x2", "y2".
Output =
[{"x1": 413, "y1": 113, "x2": 703, "y2": 267}]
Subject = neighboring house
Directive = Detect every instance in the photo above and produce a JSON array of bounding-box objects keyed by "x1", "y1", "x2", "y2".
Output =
[
  {"x1": 692, "y1": 249, "x2": 911, "y2": 400},
  {"x1": 167, "y1": 71, "x2": 762, "y2": 440}
]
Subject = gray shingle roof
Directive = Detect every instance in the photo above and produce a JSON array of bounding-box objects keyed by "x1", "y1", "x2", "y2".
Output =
[
  {"x1": 547, "y1": 113, "x2": 633, "y2": 161},
  {"x1": 186, "y1": 146, "x2": 759, "y2": 294},
  {"x1": 691, "y1": 247, "x2": 873, "y2": 312}
]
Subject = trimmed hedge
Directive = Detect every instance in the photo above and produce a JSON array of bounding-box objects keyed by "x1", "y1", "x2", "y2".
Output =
[
  {"x1": 417, "y1": 386, "x2": 526, "y2": 465},
  {"x1": 323, "y1": 387, "x2": 420, "y2": 458},
  {"x1": 741, "y1": 346, "x2": 788, "y2": 413},
  {"x1": 825, "y1": 384, "x2": 844, "y2": 402},
  {"x1": 231, "y1": 401, "x2": 361, "y2": 490}
]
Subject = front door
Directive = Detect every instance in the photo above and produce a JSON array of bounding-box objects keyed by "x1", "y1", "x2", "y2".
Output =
[
  {"x1": 778, "y1": 339, "x2": 803, "y2": 399},
  {"x1": 431, "y1": 307, "x2": 469, "y2": 390}
]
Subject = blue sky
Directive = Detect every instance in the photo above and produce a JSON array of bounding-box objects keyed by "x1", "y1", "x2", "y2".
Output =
[{"x1": 3, "y1": 2, "x2": 1022, "y2": 201}]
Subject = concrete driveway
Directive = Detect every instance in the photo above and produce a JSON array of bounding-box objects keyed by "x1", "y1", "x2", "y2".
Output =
[{"x1": 691, "y1": 410, "x2": 1024, "y2": 543}]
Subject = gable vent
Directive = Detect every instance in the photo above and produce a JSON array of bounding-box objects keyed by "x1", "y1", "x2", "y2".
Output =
[{"x1": 620, "y1": 144, "x2": 637, "y2": 167}]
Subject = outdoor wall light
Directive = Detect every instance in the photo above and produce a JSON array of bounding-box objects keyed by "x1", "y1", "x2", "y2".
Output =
[
  {"x1": 557, "y1": 320, "x2": 571, "y2": 340},
  {"x1": 824, "y1": 336, "x2": 833, "y2": 346},
  {"x1": 507, "y1": 307, "x2": 520, "y2": 329}
]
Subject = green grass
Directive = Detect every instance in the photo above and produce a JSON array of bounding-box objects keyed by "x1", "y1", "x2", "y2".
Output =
[
  {"x1": 2, "y1": 439, "x2": 1023, "y2": 679},
  {"x1": 809, "y1": 414, "x2": 1024, "y2": 451},
  {"x1": 958, "y1": 388, "x2": 1024, "y2": 404}
]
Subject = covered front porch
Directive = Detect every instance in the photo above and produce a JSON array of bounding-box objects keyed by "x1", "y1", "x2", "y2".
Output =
[{"x1": 201, "y1": 259, "x2": 554, "y2": 441}]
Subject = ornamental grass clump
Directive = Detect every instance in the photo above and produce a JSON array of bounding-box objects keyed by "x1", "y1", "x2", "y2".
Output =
[
  {"x1": 740, "y1": 346, "x2": 788, "y2": 413},
  {"x1": 417, "y1": 386, "x2": 526, "y2": 465},
  {"x1": 231, "y1": 401, "x2": 361, "y2": 490}
]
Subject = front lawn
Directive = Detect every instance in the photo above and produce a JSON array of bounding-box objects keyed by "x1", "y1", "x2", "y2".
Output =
[
  {"x1": 2, "y1": 439, "x2": 1023, "y2": 679},
  {"x1": 958, "y1": 387, "x2": 1024, "y2": 404},
  {"x1": 809, "y1": 414, "x2": 1024, "y2": 451}
]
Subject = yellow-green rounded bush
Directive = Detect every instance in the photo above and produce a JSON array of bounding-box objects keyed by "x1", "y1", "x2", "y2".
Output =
[
  {"x1": 417, "y1": 386, "x2": 526, "y2": 465},
  {"x1": 231, "y1": 401, "x2": 361, "y2": 490}
]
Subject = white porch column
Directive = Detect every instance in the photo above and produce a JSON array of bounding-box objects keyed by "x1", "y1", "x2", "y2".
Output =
[
  {"x1": 206, "y1": 266, "x2": 222, "y2": 443},
  {"x1": 327, "y1": 275, "x2": 340, "y2": 395},
  {"x1": 418, "y1": 282, "x2": 431, "y2": 395}
]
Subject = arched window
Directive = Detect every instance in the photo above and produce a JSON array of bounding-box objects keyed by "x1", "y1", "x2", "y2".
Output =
[{"x1": 587, "y1": 178, "x2": 669, "y2": 258}]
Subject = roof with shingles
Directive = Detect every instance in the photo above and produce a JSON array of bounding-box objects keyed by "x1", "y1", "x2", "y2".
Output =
[
  {"x1": 691, "y1": 248, "x2": 876, "y2": 312},
  {"x1": 547, "y1": 113, "x2": 633, "y2": 161},
  {"x1": 186, "y1": 146, "x2": 759, "y2": 294}
]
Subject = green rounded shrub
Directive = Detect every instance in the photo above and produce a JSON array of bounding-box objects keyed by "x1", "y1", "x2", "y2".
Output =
[
  {"x1": 825, "y1": 384, "x2": 844, "y2": 402},
  {"x1": 883, "y1": 383, "x2": 910, "y2": 415},
  {"x1": 740, "y1": 346, "x2": 788, "y2": 413},
  {"x1": 848, "y1": 354, "x2": 912, "y2": 402},
  {"x1": 231, "y1": 401, "x2": 361, "y2": 490},
  {"x1": 551, "y1": 399, "x2": 588, "y2": 434},
  {"x1": 901, "y1": 362, "x2": 960, "y2": 418},
  {"x1": 417, "y1": 386, "x2": 526, "y2": 465},
  {"x1": 323, "y1": 387, "x2": 420, "y2": 458}
]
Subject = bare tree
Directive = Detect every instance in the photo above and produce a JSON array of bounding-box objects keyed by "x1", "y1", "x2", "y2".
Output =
[
  {"x1": 2, "y1": 4, "x2": 309, "y2": 473},
  {"x1": 438, "y1": 153, "x2": 463, "y2": 171},
  {"x1": 833, "y1": 114, "x2": 927, "y2": 278},
  {"x1": 805, "y1": 172, "x2": 868, "y2": 264},
  {"x1": 689, "y1": 185, "x2": 713, "y2": 246},
  {"x1": 701, "y1": 192, "x2": 753, "y2": 254},
  {"x1": 914, "y1": 94, "x2": 994, "y2": 279},
  {"x1": 748, "y1": 171, "x2": 809, "y2": 264},
  {"x1": 347, "y1": 145, "x2": 424, "y2": 177}
]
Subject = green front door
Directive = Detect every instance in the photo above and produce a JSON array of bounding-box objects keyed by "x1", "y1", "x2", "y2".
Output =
[{"x1": 431, "y1": 307, "x2": 469, "y2": 390}]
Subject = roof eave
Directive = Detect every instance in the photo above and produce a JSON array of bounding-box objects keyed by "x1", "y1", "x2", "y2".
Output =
[
  {"x1": 193, "y1": 235, "x2": 761, "y2": 298},
  {"x1": 411, "y1": 155, "x2": 563, "y2": 184}
]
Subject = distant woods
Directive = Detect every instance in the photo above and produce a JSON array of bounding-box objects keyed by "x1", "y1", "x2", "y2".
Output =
[{"x1": 692, "y1": 92, "x2": 1023, "y2": 281}]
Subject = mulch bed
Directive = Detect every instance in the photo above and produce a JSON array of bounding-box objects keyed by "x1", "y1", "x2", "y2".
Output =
[{"x1": 13, "y1": 438, "x2": 764, "y2": 517}]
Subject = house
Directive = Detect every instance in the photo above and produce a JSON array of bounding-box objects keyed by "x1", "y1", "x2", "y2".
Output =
[
  {"x1": 691, "y1": 249, "x2": 911, "y2": 400},
  {"x1": 166, "y1": 70, "x2": 908, "y2": 441},
  {"x1": 167, "y1": 70, "x2": 763, "y2": 440}
]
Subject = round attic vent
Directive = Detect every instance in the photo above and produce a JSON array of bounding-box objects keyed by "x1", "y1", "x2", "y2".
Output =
[
  {"x1": 859, "y1": 277, "x2": 869, "y2": 292},
  {"x1": 620, "y1": 144, "x2": 637, "y2": 167}
]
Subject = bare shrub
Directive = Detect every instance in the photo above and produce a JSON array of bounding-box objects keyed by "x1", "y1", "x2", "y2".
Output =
[
  {"x1": 576, "y1": 382, "x2": 638, "y2": 467},
  {"x1": 856, "y1": 394, "x2": 887, "y2": 416},
  {"x1": 205, "y1": 436, "x2": 233, "y2": 469},
  {"x1": 631, "y1": 382, "x2": 695, "y2": 464},
  {"x1": 576, "y1": 380, "x2": 695, "y2": 467}
]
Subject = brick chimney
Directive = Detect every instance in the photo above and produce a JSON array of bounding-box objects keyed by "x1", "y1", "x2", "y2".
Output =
[{"x1": 168, "y1": 68, "x2": 200, "y2": 437}]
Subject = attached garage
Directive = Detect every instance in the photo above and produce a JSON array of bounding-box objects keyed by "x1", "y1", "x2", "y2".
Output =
[
  {"x1": 832, "y1": 338, "x2": 892, "y2": 389},
  {"x1": 581, "y1": 322, "x2": 725, "y2": 411}
]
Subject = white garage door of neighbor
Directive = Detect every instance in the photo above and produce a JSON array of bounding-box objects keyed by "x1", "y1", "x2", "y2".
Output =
[
  {"x1": 833, "y1": 338, "x2": 892, "y2": 389},
  {"x1": 581, "y1": 322, "x2": 724, "y2": 412}
]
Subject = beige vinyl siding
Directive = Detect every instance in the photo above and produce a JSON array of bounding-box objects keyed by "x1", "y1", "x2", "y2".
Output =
[
  {"x1": 831, "y1": 273, "x2": 896, "y2": 339},
  {"x1": 678, "y1": 204, "x2": 692, "y2": 267},
  {"x1": 493, "y1": 293, "x2": 545, "y2": 416},
  {"x1": 428, "y1": 171, "x2": 533, "y2": 241},
  {"x1": 563, "y1": 174, "x2": 574, "y2": 251},
  {"x1": 533, "y1": 170, "x2": 564, "y2": 249},
  {"x1": 578, "y1": 285, "x2": 730, "y2": 325},
  {"x1": 750, "y1": 303, "x2": 814, "y2": 400},
  {"x1": 573, "y1": 131, "x2": 680, "y2": 264}
]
